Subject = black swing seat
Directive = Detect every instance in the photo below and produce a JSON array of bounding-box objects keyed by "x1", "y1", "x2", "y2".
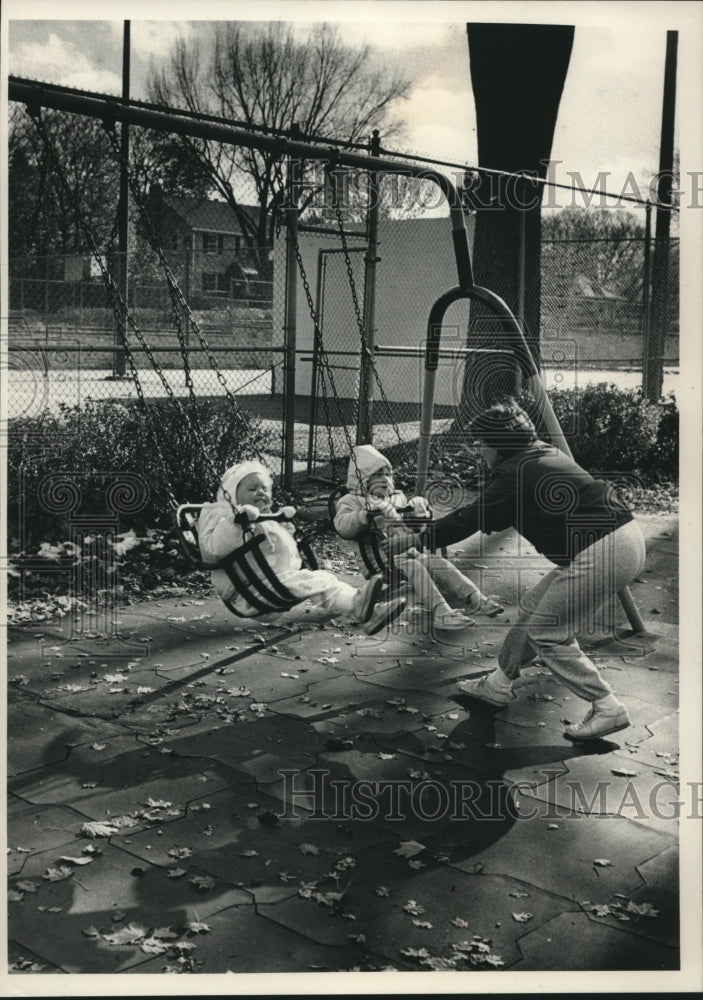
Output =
[
  {"x1": 328, "y1": 485, "x2": 435, "y2": 585},
  {"x1": 173, "y1": 503, "x2": 318, "y2": 619}
]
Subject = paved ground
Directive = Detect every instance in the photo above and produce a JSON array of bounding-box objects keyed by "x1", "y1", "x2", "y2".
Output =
[{"x1": 6, "y1": 512, "x2": 684, "y2": 980}]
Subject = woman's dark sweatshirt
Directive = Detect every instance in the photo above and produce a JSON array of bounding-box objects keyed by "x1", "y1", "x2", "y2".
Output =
[{"x1": 432, "y1": 440, "x2": 633, "y2": 566}]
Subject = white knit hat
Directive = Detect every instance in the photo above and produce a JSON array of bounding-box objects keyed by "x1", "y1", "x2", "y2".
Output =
[{"x1": 217, "y1": 460, "x2": 273, "y2": 503}]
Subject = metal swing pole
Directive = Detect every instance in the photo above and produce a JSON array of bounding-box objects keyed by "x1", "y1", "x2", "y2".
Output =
[
  {"x1": 282, "y1": 148, "x2": 302, "y2": 492},
  {"x1": 356, "y1": 129, "x2": 381, "y2": 445}
]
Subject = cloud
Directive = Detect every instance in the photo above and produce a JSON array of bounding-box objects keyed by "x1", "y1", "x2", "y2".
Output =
[
  {"x1": 9, "y1": 31, "x2": 121, "y2": 92},
  {"x1": 288, "y1": 19, "x2": 455, "y2": 50},
  {"x1": 111, "y1": 19, "x2": 195, "y2": 59},
  {"x1": 397, "y1": 76, "x2": 476, "y2": 164}
]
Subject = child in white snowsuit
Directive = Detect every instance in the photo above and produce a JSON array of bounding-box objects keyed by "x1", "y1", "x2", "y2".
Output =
[
  {"x1": 334, "y1": 445, "x2": 503, "y2": 631},
  {"x1": 197, "y1": 460, "x2": 405, "y2": 634}
]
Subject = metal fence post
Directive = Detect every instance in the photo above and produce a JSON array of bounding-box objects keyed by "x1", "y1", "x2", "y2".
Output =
[
  {"x1": 640, "y1": 203, "x2": 653, "y2": 389},
  {"x1": 356, "y1": 129, "x2": 380, "y2": 445}
]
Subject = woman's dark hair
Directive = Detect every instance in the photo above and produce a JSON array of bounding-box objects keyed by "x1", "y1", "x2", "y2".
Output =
[{"x1": 469, "y1": 399, "x2": 538, "y2": 457}]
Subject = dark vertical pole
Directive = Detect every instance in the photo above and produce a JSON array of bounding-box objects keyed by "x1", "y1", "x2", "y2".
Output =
[
  {"x1": 644, "y1": 30, "x2": 677, "y2": 403},
  {"x1": 282, "y1": 134, "x2": 301, "y2": 491},
  {"x1": 114, "y1": 20, "x2": 130, "y2": 377},
  {"x1": 640, "y1": 203, "x2": 653, "y2": 384},
  {"x1": 356, "y1": 129, "x2": 381, "y2": 445}
]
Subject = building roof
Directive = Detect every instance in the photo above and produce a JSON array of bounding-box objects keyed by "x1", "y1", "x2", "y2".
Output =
[{"x1": 164, "y1": 195, "x2": 260, "y2": 234}]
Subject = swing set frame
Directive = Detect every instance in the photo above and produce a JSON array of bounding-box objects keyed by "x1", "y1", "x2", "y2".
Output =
[{"x1": 8, "y1": 75, "x2": 647, "y2": 635}]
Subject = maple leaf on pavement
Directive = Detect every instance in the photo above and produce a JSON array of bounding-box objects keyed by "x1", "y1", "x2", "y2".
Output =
[
  {"x1": 103, "y1": 923, "x2": 148, "y2": 946},
  {"x1": 81, "y1": 821, "x2": 120, "y2": 838}
]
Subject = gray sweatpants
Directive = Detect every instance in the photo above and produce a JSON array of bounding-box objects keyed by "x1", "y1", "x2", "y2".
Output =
[{"x1": 498, "y1": 520, "x2": 646, "y2": 702}]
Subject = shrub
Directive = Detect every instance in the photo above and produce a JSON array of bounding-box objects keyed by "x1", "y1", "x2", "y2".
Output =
[
  {"x1": 8, "y1": 397, "x2": 277, "y2": 551},
  {"x1": 546, "y1": 383, "x2": 672, "y2": 477}
]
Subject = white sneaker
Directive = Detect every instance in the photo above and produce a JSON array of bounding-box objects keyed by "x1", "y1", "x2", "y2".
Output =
[
  {"x1": 433, "y1": 608, "x2": 476, "y2": 631},
  {"x1": 458, "y1": 673, "x2": 515, "y2": 706},
  {"x1": 468, "y1": 593, "x2": 505, "y2": 618},
  {"x1": 564, "y1": 703, "x2": 630, "y2": 741}
]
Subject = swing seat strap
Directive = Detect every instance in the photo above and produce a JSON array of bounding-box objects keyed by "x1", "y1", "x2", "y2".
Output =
[{"x1": 220, "y1": 534, "x2": 303, "y2": 615}]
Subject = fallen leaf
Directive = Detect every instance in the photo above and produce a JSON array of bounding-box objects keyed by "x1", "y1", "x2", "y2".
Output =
[
  {"x1": 408, "y1": 859, "x2": 426, "y2": 870},
  {"x1": 152, "y1": 927, "x2": 178, "y2": 941},
  {"x1": 451, "y1": 917, "x2": 469, "y2": 928},
  {"x1": 186, "y1": 919, "x2": 211, "y2": 934},
  {"x1": 11, "y1": 957, "x2": 46, "y2": 972},
  {"x1": 413, "y1": 919, "x2": 433, "y2": 928},
  {"x1": 15, "y1": 880, "x2": 39, "y2": 893},
  {"x1": 298, "y1": 843, "x2": 320, "y2": 856},
  {"x1": 166, "y1": 868, "x2": 187, "y2": 879},
  {"x1": 512, "y1": 911, "x2": 534, "y2": 923},
  {"x1": 146, "y1": 798, "x2": 173, "y2": 809},
  {"x1": 167, "y1": 847, "x2": 193, "y2": 860},
  {"x1": 374, "y1": 885, "x2": 391, "y2": 897},
  {"x1": 102, "y1": 922, "x2": 147, "y2": 945},
  {"x1": 239, "y1": 849, "x2": 259, "y2": 858},
  {"x1": 81, "y1": 821, "x2": 120, "y2": 838},
  {"x1": 509, "y1": 891, "x2": 530, "y2": 898},
  {"x1": 59, "y1": 855, "x2": 93, "y2": 866},
  {"x1": 8, "y1": 889, "x2": 24, "y2": 902},
  {"x1": 611, "y1": 768, "x2": 638, "y2": 777},
  {"x1": 393, "y1": 840, "x2": 425, "y2": 859},
  {"x1": 140, "y1": 937, "x2": 169, "y2": 955},
  {"x1": 190, "y1": 875, "x2": 215, "y2": 890},
  {"x1": 400, "y1": 946, "x2": 430, "y2": 959},
  {"x1": 593, "y1": 858, "x2": 613, "y2": 868},
  {"x1": 403, "y1": 899, "x2": 425, "y2": 916},
  {"x1": 625, "y1": 900, "x2": 660, "y2": 918},
  {"x1": 43, "y1": 865, "x2": 74, "y2": 882}
]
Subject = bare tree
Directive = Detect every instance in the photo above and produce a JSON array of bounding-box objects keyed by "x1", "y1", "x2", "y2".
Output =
[
  {"x1": 542, "y1": 207, "x2": 648, "y2": 294},
  {"x1": 147, "y1": 22, "x2": 411, "y2": 261},
  {"x1": 9, "y1": 105, "x2": 121, "y2": 259}
]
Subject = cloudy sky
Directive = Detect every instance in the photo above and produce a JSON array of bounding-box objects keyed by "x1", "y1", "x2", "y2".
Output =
[{"x1": 4, "y1": 0, "x2": 702, "y2": 210}]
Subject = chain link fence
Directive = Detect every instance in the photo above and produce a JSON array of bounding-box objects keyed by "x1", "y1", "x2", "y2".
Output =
[{"x1": 8, "y1": 120, "x2": 680, "y2": 489}]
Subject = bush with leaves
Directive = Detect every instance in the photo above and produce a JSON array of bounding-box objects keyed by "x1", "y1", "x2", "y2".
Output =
[
  {"x1": 8, "y1": 397, "x2": 277, "y2": 552},
  {"x1": 543, "y1": 383, "x2": 673, "y2": 477}
]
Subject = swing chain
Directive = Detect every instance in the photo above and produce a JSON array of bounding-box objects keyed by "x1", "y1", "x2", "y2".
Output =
[
  {"x1": 101, "y1": 122, "x2": 255, "y2": 438},
  {"x1": 329, "y1": 169, "x2": 406, "y2": 453},
  {"x1": 30, "y1": 107, "x2": 239, "y2": 512},
  {"x1": 290, "y1": 221, "x2": 366, "y2": 490}
]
